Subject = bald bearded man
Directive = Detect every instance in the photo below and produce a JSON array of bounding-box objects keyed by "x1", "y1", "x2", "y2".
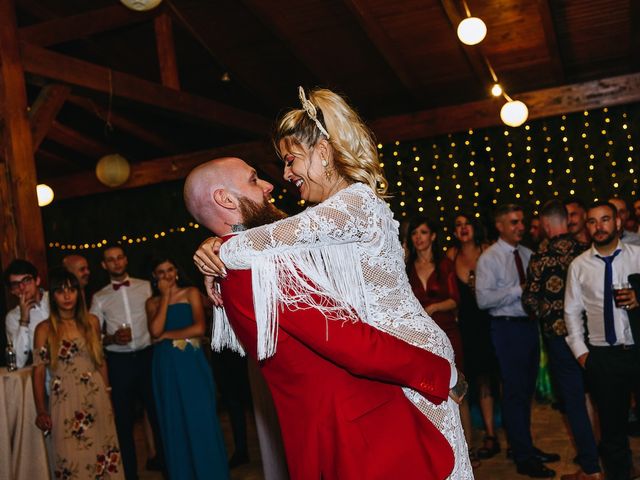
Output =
[{"x1": 184, "y1": 157, "x2": 465, "y2": 480}]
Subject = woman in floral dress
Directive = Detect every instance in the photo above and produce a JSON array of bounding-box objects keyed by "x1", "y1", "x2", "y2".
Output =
[{"x1": 33, "y1": 268, "x2": 123, "y2": 479}]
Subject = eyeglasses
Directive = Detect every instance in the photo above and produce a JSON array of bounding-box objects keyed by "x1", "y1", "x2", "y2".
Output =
[{"x1": 9, "y1": 275, "x2": 34, "y2": 291}]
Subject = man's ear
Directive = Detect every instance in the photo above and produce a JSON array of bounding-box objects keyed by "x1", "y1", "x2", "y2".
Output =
[
  {"x1": 213, "y1": 188, "x2": 238, "y2": 210},
  {"x1": 35, "y1": 276, "x2": 41, "y2": 287}
]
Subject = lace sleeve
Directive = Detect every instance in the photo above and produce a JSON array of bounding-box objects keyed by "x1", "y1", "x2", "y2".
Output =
[{"x1": 221, "y1": 184, "x2": 379, "y2": 269}]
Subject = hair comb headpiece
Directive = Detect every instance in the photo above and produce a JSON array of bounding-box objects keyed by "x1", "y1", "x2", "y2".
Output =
[{"x1": 298, "y1": 86, "x2": 330, "y2": 139}]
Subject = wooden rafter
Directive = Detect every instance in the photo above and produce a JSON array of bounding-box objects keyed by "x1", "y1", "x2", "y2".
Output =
[
  {"x1": 370, "y1": 72, "x2": 640, "y2": 142},
  {"x1": 48, "y1": 121, "x2": 112, "y2": 159},
  {"x1": 439, "y1": 0, "x2": 491, "y2": 89},
  {"x1": 342, "y1": 0, "x2": 427, "y2": 104},
  {"x1": 19, "y1": 4, "x2": 156, "y2": 47},
  {"x1": 20, "y1": 42, "x2": 271, "y2": 135},
  {"x1": 631, "y1": 0, "x2": 640, "y2": 71},
  {"x1": 29, "y1": 84, "x2": 70, "y2": 150},
  {"x1": 67, "y1": 95, "x2": 179, "y2": 153},
  {"x1": 43, "y1": 141, "x2": 284, "y2": 200},
  {"x1": 536, "y1": 0, "x2": 564, "y2": 82},
  {"x1": 154, "y1": 12, "x2": 180, "y2": 90}
]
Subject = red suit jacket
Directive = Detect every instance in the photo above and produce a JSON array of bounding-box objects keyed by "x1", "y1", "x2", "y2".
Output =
[{"x1": 221, "y1": 268, "x2": 455, "y2": 480}]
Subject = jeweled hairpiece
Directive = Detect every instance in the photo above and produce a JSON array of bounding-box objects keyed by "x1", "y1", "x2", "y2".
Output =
[{"x1": 298, "y1": 86, "x2": 330, "y2": 139}]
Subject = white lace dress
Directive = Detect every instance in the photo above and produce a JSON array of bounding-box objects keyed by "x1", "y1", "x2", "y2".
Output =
[{"x1": 217, "y1": 182, "x2": 472, "y2": 480}]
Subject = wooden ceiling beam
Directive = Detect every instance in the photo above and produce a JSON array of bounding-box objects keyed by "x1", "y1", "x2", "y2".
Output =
[
  {"x1": 29, "y1": 84, "x2": 70, "y2": 150},
  {"x1": 43, "y1": 141, "x2": 285, "y2": 200},
  {"x1": 154, "y1": 12, "x2": 180, "y2": 90},
  {"x1": 20, "y1": 42, "x2": 271, "y2": 135},
  {"x1": 19, "y1": 4, "x2": 155, "y2": 47},
  {"x1": 48, "y1": 121, "x2": 112, "y2": 159},
  {"x1": 631, "y1": 0, "x2": 640, "y2": 71},
  {"x1": 536, "y1": 0, "x2": 564, "y2": 82},
  {"x1": 342, "y1": 0, "x2": 427, "y2": 104},
  {"x1": 67, "y1": 94, "x2": 179, "y2": 153},
  {"x1": 370, "y1": 71, "x2": 640, "y2": 142},
  {"x1": 439, "y1": 0, "x2": 491, "y2": 90},
  {"x1": 0, "y1": 0, "x2": 47, "y2": 282}
]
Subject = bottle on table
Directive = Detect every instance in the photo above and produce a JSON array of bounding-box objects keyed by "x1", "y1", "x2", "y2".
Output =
[{"x1": 5, "y1": 341, "x2": 17, "y2": 371}]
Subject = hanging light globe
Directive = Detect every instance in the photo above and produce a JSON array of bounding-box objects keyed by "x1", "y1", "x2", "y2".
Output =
[
  {"x1": 457, "y1": 17, "x2": 487, "y2": 45},
  {"x1": 96, "y1": 154, "x2": 131, "y2": 187},
  {"x1": 120, "y1": 0, "x2": 162, "y2": 11},
  {"x1": 36, "y1": 184, "x2": 54, "y2": 207},
  {"x1": 500, "y1": 100, "x2": 529, "y2": 127}
]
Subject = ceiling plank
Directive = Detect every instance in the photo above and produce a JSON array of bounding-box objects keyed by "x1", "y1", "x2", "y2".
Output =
[
  {"x1": 154, "y1": 12, "x2": 180, "y2": 90},
  {"x1": 341, "y1": 0, "x2": 427, "y2": 104},
  {"x1": 439, "y1": 0, "x2": 491, "y2": 89},
  {"x1": 20, "y1": 42, "x2": 271, "y2": 135},
  {"x1": 29, "y1": 84, "x2": 70, "y2": 150},
  {"x1": 536, "y1": 0, "x2": 564, "y2": 82},
  {"x1": 631, "y1": 0, "x2": 640, "y2": 71},
  {"x1": 67, "y1": 94, "x2": 179, "y2": 153},
  {"x1": 48, "y1": 121, "x2": 112, "y2": 158},
  {"x1": 370, "y1": 71, "x2": 640, "y2": 142},
  {"x1": 19, "y1": 4, "x2": 155, "y2": 47},
  {"x1": 0, "y1": 0, "x2": 47, "y2": 281},
  {"x1": 43, "y1": 141, "x2": 284, "y2": 199}
]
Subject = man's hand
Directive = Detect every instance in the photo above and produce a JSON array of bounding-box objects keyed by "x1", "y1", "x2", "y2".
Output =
[
  {"x1": 35, "y1": 412, "x2": 52, "y2": 432},
  {"x1": 113, "y1": 327, "x2": 132, "y2": 345},
  {"x1": 448, "y1": 370, "x2": 468, "y2": 404},
  {"x1": 18, "y1": 293, "x2": 36, "y2": 325},
  {"x1": 193, "y1": 237, "x2": 226, "y2": 277},
  {"x1": 614, "y1": 287, "x2": 639, "y2": 310},
  {"x1": 577, "y1": 352, "x2": 589, "y2": 369},
  {"x1": 204, "y1": 276, "x2": 224, "y2": 306}
]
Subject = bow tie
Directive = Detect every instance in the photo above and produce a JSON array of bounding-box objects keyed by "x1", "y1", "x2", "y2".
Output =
[{"x1": 112, "y1": 280, "x2": 130, "y2": 291}]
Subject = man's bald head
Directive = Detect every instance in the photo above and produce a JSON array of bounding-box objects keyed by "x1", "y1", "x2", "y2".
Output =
[
  {"x1": 62, "y1": 254, "x2": 90, "y2": 287},
  {"x1": 184, "y1": 157, "x2": 277, "y2": 236}
]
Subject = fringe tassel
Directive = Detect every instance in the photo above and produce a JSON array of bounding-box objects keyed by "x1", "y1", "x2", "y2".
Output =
[
  {"x1": 211, "y1": 306, "x2": 245, "y2": 356},
  {"x1": 251, "y1": 243, "x2": 370, "y2": 360}
]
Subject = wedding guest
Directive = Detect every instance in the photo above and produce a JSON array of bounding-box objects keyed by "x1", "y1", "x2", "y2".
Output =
[
  {"x1": 33, "y1": 268, "x2": 124, "y2": 479},
  {"x1": 608, "y1": 197, "x2": 640, "y2": 245},
  {"x1": 564, "y1": 197, "x2": 591, "y2": 247}
]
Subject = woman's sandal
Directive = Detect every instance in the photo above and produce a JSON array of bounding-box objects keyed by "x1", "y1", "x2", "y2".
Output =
[
  {"x1": 468, "y1": 448, "x2": 481, "y2": 468},
  {"x1": 476, "y1": 435, "x2": 500, "y2": 459}
]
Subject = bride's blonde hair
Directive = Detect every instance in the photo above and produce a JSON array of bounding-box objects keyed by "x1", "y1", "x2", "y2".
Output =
[{"x1": 273, "y1": 88, "x2": 388, "y2": 198}]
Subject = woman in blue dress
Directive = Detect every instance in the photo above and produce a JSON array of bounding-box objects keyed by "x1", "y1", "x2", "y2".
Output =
[{"x1": 145, "y1": 256, "x2": 229, "y2": 480}]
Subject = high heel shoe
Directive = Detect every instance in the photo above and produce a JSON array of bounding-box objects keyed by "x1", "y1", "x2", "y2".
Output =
[{"x1": 477, "y1": 435, "x2": 500, "y2": 459}]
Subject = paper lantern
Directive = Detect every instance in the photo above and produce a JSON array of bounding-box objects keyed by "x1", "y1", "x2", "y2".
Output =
[
  {"x1": 120, "y1": 0, "x2": 162, "y2": 11},
  {"x1": 457, "y1": 17, "x2": 487, "y2": 46},
  {"x1": 36, "y1": 184, "x2": 54, "y2": 207},
  {"x1": 96, "y1": 154, "x2": 131, "y2": 187},
  {"x1": 500, "y1": 100, "x2": 529, "y2": 127}
]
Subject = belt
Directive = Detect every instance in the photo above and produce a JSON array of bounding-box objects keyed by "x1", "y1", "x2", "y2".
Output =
[
  {"x1": 589, "y1": 344, "x2": 636, "y2": 351},
  {"x1": 491, "y1": 315, "x2": 530, "y2": 322}
]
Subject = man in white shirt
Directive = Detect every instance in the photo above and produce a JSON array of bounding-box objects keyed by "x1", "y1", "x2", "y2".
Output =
[
  {"x1": 4, "y1": 259, "x2": 49, "y2": 368},
  {"x1": 90, "y1": 246, "x2": 163, "y2": 479},
  {"x1": 565, "y1": 200, "x2": 640, "y2": 480},
  {"x1": 476, "y1": 204, "x2": 558, "y2": 478}
]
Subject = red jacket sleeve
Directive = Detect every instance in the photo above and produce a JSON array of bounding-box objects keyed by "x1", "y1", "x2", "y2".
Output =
[{"x1": 277, "y1": 301, "x2": 451, "y2": 404}]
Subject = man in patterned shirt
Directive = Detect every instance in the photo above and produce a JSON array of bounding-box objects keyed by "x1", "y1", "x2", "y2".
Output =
[{"x1": 522, "y1": 200, "x2": 601, "y2": 480}]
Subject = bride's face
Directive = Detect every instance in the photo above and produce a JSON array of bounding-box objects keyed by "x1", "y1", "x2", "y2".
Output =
[{"x1": 279, "y1": 138, "x2": 334, "y2": 204}]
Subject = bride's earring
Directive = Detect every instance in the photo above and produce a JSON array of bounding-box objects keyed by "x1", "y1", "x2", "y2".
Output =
[{"x1": 321, "y1": 157, "x2": 332, "y2": 180}]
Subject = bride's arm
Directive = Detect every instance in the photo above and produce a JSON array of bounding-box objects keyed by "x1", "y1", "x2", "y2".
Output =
[{"x1": 197, "y1": 186, "x2": 378, "y2": 271}]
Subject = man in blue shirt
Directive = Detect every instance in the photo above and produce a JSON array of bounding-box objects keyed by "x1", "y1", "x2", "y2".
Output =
[{"x1": 476, "y1": 204, "x2": 559, "y2": 478}]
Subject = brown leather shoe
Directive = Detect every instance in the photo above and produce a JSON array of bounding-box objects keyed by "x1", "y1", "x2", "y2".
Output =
[{"x1": 560, "y1": 470, "x2": 603, "y2": 480}]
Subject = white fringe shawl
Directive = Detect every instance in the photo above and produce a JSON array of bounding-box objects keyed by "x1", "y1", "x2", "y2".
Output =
[{"x1": 211, "y1": 242, "x2": 369, "y2": 360}]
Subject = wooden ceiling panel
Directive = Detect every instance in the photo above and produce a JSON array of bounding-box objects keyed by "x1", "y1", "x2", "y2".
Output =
[{"x1": 552, "y1": 0, "x2": 630, "y2": 79}]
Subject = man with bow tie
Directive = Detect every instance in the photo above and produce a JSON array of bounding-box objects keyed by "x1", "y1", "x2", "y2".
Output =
[{"x1": 90, "y1": 245, "x2": 164, "y2": 479}]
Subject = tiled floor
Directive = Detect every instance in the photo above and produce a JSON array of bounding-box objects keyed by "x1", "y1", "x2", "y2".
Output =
[{"x1": 137, "y1": 402, "x2": 640, "y2": 479}]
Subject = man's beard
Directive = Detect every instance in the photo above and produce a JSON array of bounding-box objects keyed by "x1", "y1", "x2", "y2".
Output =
[
  {"x1": 592, "y1": 229, "x2": 618, "y2": 246},
  {"x1": 238, "y1": 196, "x2": 288, "y2": 229}
]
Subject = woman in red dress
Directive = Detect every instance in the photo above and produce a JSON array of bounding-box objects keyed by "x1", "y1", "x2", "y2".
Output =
[{"x1": 406, "y1": 217, "x2": 477, "y2": 467}]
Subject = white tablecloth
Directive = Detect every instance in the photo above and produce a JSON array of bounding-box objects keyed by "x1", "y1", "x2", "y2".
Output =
[{"x1": 0, "y1": 367, "x2": 51, "y2": 480}]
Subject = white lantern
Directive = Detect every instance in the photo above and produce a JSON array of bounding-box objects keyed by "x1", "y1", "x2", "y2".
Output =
[
  {"x1": 457, "y1": 17, "x2": 487, "y2": 46},
  {"x1": 120, "y1": 0, "x2": 162, "y2": 11},
  {"x1": 500, "y1": 100, "x2": 529, "y2": 127},
  {"x1": 96, "y1": 154, "x2": 131, "y2": 187},
  {"x1": 36, "y1": 184, "x2": 54, "y2": 207}
]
